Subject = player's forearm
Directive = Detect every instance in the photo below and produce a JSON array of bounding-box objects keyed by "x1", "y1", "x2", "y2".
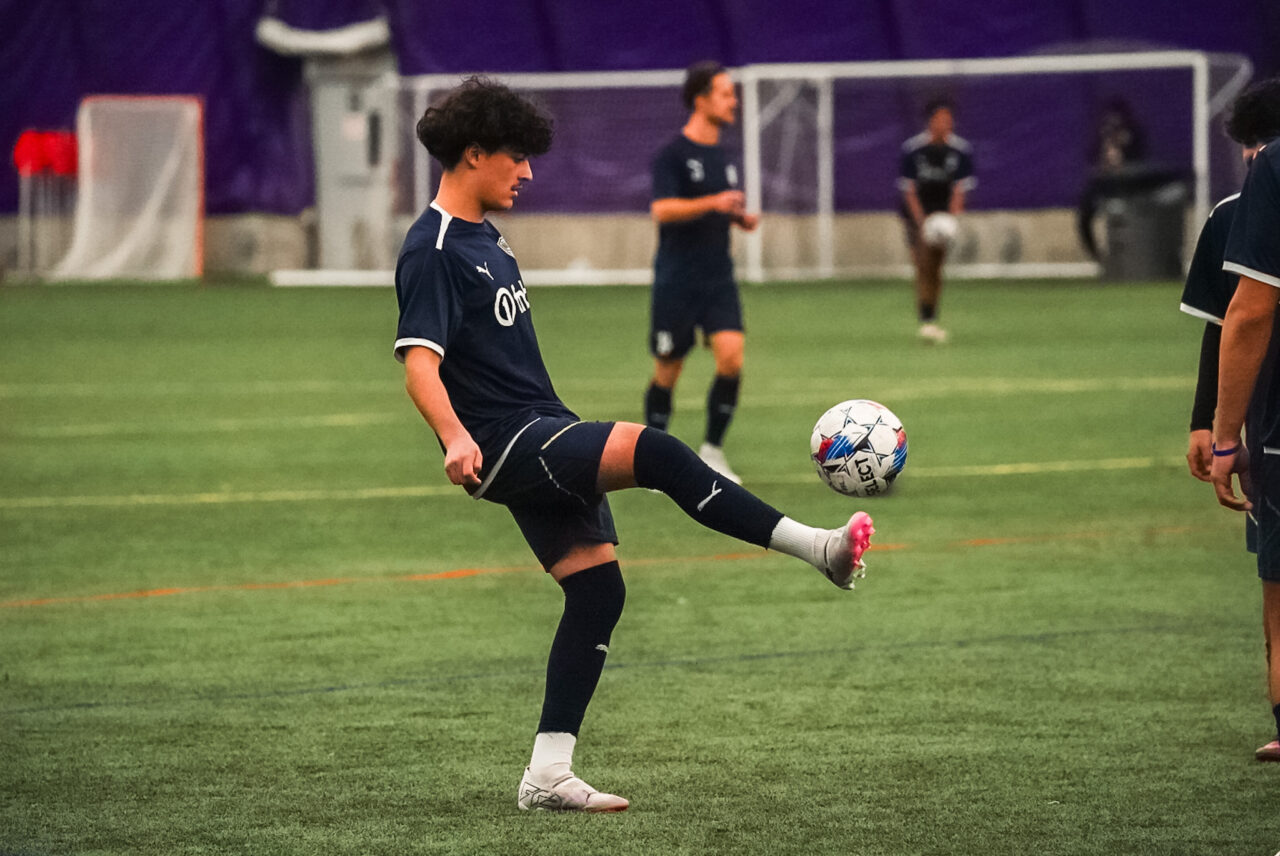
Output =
[
  {"x1": 949, "y1": 187, "x2": 966, "y2": 215},
  {"x1": 404, "y1": 348, "x2": 471, "y2": 447},
  {"x1": 1190, "y1": 322, "x2": 1220, "y2": 431},
  {"x1": 1214, "y1": 278, "x2": 1277, "y2": 444},
  {"x1": 651, "y1": 197, "x2": 720, "y2": 223},
  {"x1": 901, "y1": 188, "x2": 924, "y2": 224}
]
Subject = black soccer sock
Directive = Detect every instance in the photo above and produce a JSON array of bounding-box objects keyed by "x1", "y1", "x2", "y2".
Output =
[
  {"x1": 704, "y1": 374, "x2": 740, "y2": 448},
  {"x1": 537, "y1": 561, "x2": 626, "y2": 735},
  {"x1": 632, "y1": 426, "x2": 782, "y2": 547},
  {"x1": 644, "y1": 382, "x2": 673, "y2": 432},
  {"x1": 919, "y1": 302, "x2": 937, "y2": 323},
  {"x1": 1273, "y1": 703, "x2": 1280, "y2": 741}
]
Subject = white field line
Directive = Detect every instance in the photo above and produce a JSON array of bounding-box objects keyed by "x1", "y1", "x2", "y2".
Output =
[{"x1": 0, "y1": 456, "x2": 1183, "y2": 510}]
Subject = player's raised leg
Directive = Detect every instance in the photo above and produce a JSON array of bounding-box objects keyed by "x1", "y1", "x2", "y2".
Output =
[{"x1": 599, "y1": 422, "x2": 874, "y2": 588}]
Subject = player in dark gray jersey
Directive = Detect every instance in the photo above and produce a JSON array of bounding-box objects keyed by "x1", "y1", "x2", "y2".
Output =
[
  {"x1": 1206, "y1": 77, "x2": 1280, "y2": 761},
  {"x1": 396, "y1": 77, "x2": 874, "y2": 813},
  {"x1": 644, "y1": 61, "x2": 758, "y2": 484}
]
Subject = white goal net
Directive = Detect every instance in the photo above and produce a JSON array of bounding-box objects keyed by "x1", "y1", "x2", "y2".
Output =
[{"x1": 52, "y1": 96, "x2": 204, "y2": 281}]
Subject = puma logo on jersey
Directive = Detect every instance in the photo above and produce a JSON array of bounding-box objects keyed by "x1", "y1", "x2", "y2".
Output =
[
  {"x1": 476, "y1": 262, "x2": 493, "y2": 280},
  {"x1": 494, "y1": 279, "x2": 530, "y2": 327},
  {"x1": 696, "y1": 480, "x2": 723, "y2": 512}
]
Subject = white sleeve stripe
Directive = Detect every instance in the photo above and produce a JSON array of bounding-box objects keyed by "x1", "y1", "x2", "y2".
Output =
[
  {"x1": 1211, "y1": 192, "x2": 1241, "y2": 214},
  {"x1": 394, "y1": 338, "x2": 444, "y2": 363},
  {"x1": 1223, "y1": 262, "x2": 1280, "y2": 289},
  {"x1": 471, "y1": 418, "x2": 542, "y2": 501},
  {"x1": 1178, "y1": 303, "x2": 1223, "y2": 325},
  {"x1": 430, "y1": 201, "x2": 452, "y2": 250}
]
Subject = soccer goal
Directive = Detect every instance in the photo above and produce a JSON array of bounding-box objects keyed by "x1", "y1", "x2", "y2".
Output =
[
  {"x1": 51, "y1": 96, "x2": 204, "y2": 281},
  {"x1": 275, "y1": 50, "x2": 1250, "y2": 286},
  {"x1": 738, "y1": 50, "x2": 1252, "y2": 281}
]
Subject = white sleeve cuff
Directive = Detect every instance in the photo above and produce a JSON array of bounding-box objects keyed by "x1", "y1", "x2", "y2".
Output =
[{"x1": 394, "y1": 338, "x2": 444, "y2": 363}]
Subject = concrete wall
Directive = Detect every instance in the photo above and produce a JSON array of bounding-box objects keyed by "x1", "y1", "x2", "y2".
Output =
[{"x1": 2, "y1": 206, "x2": 1189, "y2": 283}]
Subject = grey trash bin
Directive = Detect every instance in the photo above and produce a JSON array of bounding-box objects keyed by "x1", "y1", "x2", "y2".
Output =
[{"x1": 1100, "y1": 182, "x2": 1187, "y2": 281}]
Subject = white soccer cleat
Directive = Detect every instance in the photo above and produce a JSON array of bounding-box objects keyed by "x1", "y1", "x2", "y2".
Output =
[
  {"x1": 819, "y1": 511, "x2": 875, "y2": 590},
  {"x1": 698, "y1": 442, "x2": 742, "y2": 484},
  {"x1": 517, "y1": 767, "x2": 630, "y2": 813},
  {"x1": 918, "y1": 322, "x2": 948, "y2": 344}
]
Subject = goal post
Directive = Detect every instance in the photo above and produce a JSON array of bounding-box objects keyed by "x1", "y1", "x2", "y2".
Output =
[{"x1": 51, "y1": 95, "x2": 205, "y2": 281}]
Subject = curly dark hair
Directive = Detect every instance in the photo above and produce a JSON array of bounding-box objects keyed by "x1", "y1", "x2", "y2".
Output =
[
  {"x1": 1224, "y1": 77, "x2": 1280, "y2": 147},
  {"x1": 415, "y1": 76, "x2": 553, "y2": 169},
  {"x1": 682, "y1": 60, "x2": 726, "y2": 111}
]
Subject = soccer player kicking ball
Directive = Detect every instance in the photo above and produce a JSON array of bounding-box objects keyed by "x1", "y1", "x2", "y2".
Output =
[{"x1": 393, "y1": 77, "x2": 875, "y2": 812}]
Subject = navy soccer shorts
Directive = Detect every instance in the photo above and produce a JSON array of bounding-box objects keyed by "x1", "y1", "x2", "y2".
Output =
[
  {"x1": 649, "y1": 278, "x2": 743, "y2": 360},
  {"x1": 1254, "y1": 452, "x2": 1280, "y2": 582},
  {"x1": 476, "y1": 418, "x2": 618, "y2": 571}
]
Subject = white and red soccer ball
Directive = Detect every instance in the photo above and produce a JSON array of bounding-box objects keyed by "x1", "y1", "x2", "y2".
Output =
[{"x1": 810, "y1": 399, "x2": 907, "y2": 497}]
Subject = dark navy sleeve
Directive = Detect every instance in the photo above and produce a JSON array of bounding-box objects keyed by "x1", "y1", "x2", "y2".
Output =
[
  {"x1": 899, "y1": 147, "x2": 917, "y2": 183},
  {"x1": 1225, "y1": 147, "x2": 1280, "y2": 289},
  {"x1": 955, "y1": 148, "x2": 975, "y2": 189},
  {"x1": 652, "y1": 142, "x2": 684, "y2": 200},
  {"x1": 393, "y1": 246, "x2": 466, "y2": 363},
  {"x1": 1181, "y1": 200, "x2": 1237, "y2": 323}
]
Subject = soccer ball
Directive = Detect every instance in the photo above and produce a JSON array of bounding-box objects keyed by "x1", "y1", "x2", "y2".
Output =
[
  {"x1": 810, "y1": 399, "x2": 908, "y2": 497},
  {"x1": 921, "y1": 211, "x2": 958, "y2": 247}
]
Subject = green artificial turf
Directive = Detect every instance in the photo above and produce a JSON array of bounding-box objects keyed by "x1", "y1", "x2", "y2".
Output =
[{"x1": 2, "y1": 277, "x2": 1274, "y2": 855}]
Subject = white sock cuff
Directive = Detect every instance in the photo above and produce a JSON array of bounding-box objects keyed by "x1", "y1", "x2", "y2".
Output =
[
  {"x1": 768, "y1": 517, "x2": 824, "y2": 565},
  {"x1": 530, "y1": 731, "x2": 576, "y2": 772}
]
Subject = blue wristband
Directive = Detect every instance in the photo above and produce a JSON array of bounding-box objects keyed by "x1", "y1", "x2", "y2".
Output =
[{"x1": 1212, "y1": 444, "x2": 1241, "y2": 457}]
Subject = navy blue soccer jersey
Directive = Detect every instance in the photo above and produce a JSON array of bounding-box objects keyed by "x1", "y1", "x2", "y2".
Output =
[
  {"x1": 1224, "y1": 142, "x2": 1280, "y2": 452},
  {"x1": 652, "y1": 134, "x2": 739, "y2": 285},
  {"x1": 1226, "y1": 143, "x2": 1280, "y2": 289},
  {"x1": 394, "y1": 203, "x2": 575, "y2": 462},
  {"x1": 1179, "y1": 193, "x2": 1240, "y2": 324},
  {"x1": 897, "y1": 133, "x2": 975, "y2": 215}
]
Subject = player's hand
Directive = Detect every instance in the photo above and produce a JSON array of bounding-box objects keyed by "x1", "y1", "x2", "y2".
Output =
[
  {"x1": 734, "y1": 212, "x2": 759, "y2": 231},
  {"x1": 711, "y1": 190, "x2": 746, "y2": 215},
  {"x1": 443, "y1": 436, "x2": 483, "y2": 489},
  {"x1": 1186, "y1": 429, "x2": 1213, "y2": 482},
  {"x1": 1209, "y1": 440, "x2": 1252, "y2": 511}
]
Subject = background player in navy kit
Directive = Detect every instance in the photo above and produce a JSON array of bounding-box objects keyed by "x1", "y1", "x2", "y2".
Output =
[
  {"x1": 898, "y1": 97, "x2": 975, "y2": 344},
  {"x1": 395, "y1": 77, "x2": 874, "y2": 813},
  {"x1": 644, "y1": 61, "x2": 758, "y2": 484},
  {"x1": 1206, "y1": 77, "x2": 1280, "y2": 762}
]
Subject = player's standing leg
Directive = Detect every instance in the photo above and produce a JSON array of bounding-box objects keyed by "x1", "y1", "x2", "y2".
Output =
[
  {"x1": 915, "y1": 242, "x2": 947, "y2": 343},
  {"x1": 699, "y1": 329, "x2": 743, "y2": 483},
  {"x1": 1258, "y1": 580, "x2": 1280, "y2": 760},
  {"x1": 520, "y1": 543, "x2": 631, "y2": 812},
  {"x1": 644, "y1": 357, "x2": 682, "y2": 432}
]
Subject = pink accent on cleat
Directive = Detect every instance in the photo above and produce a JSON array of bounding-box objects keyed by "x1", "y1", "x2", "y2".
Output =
[
  {"x1": 848, "y1": 511, "x2": 875, "y2": 572},
  {"x1": 1256, "y1": 740, "x2": 1280, "y2": 762}
]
